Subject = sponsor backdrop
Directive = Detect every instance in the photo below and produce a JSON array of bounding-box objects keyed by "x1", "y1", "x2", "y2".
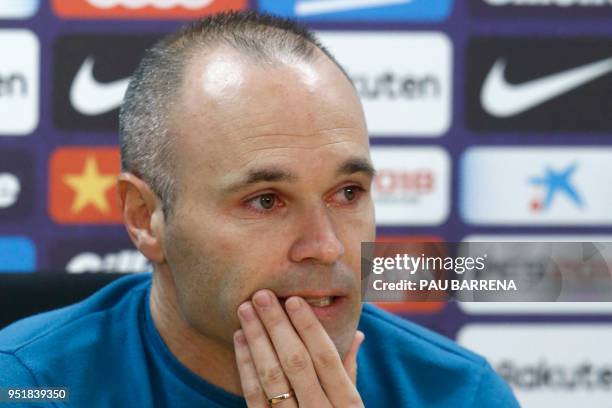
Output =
[{"x1": 2, "y1": 0, "x2": 612, "y2": 405}]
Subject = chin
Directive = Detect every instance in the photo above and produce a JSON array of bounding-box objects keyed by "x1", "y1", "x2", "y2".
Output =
[{"x1": 322, "y1": 317, "x2": 359, "y2": 358}]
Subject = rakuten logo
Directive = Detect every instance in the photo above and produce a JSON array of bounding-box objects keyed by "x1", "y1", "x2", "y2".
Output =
[
  {"x1": 0, "y1": 73, "x2": 27, "y2": 96},
  {"x1": 66, "y1": 250, "x2": 150, "y2": 273},
  {"x1": 459, "y1": 324, "x2": 612, "y2": 407},
  {"x1": 353, "y1": 72, "x2": 441, "y2": 100},
  {"x1": 498, "y1": 360, "x2": 612, "y2": 391},
  {"x1": 86, "y1": 0, "x2": 213, "y2": 9},
  {"x1": 0, "y1": 30, "x2": 39, "y2": 136},
  {"x1": 316, "y1": 32, "x2": 452, "y2": 136},
  {"x1": 371, "y1": 147, "x2": 450, "y2": 226}
]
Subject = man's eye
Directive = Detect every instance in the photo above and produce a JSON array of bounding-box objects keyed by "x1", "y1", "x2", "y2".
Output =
[
  {"x1": 343, "y1": 186, "x2": 357, "y2": 201},
  {"x1": 334, "y1": 185, "x2": 364, "y2": 204},
  {"x1": 258, "y1": 194, "x2": 276, "y2": 209},
  {"x1": 246, "y1": 193, "x2": 281, "y2": 212}
]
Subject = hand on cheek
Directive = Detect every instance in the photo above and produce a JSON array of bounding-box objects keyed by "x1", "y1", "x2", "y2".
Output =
[{"x1": 234, "y1": 290, "x2": 365, "y2": 408}]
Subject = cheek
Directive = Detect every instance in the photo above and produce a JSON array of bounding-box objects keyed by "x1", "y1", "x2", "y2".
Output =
[
  {"x1": 164, "y1": 226, "x2": 253, "y2": 340},
  {"x1": 180, "y1": 218, "x2": 291, "y2": 301},
  {"x1": 338, "y1": 203, "x2": 376, "y2": 261},
  {"x1": 163, "y1": 199, "x2": 298, "y2": 339}
]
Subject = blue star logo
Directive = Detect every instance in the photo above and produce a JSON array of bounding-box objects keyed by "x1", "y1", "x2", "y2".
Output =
[{"x1": 529, "y1": 163, "x2": 584, "y2": 212}]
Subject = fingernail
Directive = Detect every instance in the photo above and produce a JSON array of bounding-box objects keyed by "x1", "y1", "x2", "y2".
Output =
[
  {"x1": 238, "y1": 302, "x2": 256, "y2": 321},
  {"x1": 253, "y1": 290, "x2": 272, "y2": 308},
  {"x1": 356, "y1": 331, "x2": 365, "y2": 346},
  {"x1": 285, "y1": 297, "x2": 301, "y2": 313},
  {"x1": 234, "y1": 330, "x2": 246, "y2": 345}
]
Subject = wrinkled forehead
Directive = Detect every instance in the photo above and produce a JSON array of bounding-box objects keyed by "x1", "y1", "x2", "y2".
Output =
[{"x1": 170, "y1": 45, "x2": 369, "y2": 175}]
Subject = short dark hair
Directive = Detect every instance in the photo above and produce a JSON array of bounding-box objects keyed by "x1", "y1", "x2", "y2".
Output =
[{"x1": 119, "y1": 11, "x2": 349, "y2": 216}]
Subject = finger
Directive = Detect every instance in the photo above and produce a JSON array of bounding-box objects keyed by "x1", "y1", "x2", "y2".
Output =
[
  {"x1": 251, "y1": 290, "x2": 330, "y2": 408},
  {"x1": 342, "y1": 331, "x2": 365, "y2": 385},
  {"x1": 237, "y1": 302, "x2": 298, "y2": 407},
  {"x1": 234, "y1": 330, "x2": 268, "y2": 408},
  {"x1": 284, "y1": 296, "x2": 363, "y2": 407}
]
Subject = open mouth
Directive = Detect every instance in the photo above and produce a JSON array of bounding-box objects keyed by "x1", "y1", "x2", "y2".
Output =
[
  {"x1": 278, "y1": 296, "x2": 337, "y2": 307},
  {"x1": 302, "y1": 296, "x2": 335, "y2": 307},
  {"x1": 278, "y1": 295, "x2": 347, "y2": 319}
]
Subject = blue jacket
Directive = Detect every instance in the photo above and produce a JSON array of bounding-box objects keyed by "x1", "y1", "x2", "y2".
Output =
[{"x1": 0, "y1": 274, "x2": 519, "y2": 407}]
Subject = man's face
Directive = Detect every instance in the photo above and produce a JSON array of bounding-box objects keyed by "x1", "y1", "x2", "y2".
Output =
[{"x1": 161, "y1": 46, "x2": 375, "y2": 357}]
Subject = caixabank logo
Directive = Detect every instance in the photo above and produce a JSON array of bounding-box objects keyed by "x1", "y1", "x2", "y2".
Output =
[
  {"x1": 461, "y1": 147, "x2": 612, "y2": 225},
  {"x1": 52, "y1": 0, "x2": 246, "y2": 19},
  {"x1": 259, "y1": 0, "x2": 453, "y2": 22},
  {"x1": 0, "y1": 150, "x2": 34, "y2": 223},
  {"x1": 49, "y1": 147, "x2": 122, "y2": 224},
  {"x1": 53, "y1": 34, "x2": 161, "y2": 132},
  {"x1": 467, "y1": 38, "x2": 612, "y2": 132}
]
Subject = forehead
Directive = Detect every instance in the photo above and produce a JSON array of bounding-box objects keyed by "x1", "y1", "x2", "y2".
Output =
[{"x1": 170, "y1": 45, "x2": 369, "y2": 185}]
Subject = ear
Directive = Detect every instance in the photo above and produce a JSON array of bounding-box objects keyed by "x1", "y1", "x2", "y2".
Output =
[{"x1": 117, "y1": 172, "x2": 166, "y2": 264}]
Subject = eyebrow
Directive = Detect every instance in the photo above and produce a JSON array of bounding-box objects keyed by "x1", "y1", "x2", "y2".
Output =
[
  {"x1": 223, "y1": 156, "x2": 375, "y2": 194},
  {"x1": 337, "y1": 157, "x2": 376, "y2": 179}
]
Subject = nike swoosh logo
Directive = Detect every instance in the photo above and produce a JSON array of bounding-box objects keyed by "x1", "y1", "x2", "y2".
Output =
[
  {"x1": 481, "y1": 56, "x2": 612, "y2": 117},
  {"x1": 295, "y1": 0, "x2": 412, "y2": 16},
  {"x1": 70, "y1": 57, "x2": 130, "y2": 116}
]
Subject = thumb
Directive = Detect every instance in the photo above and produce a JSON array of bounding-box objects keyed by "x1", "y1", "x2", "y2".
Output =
[{"x1": 343, "y1": 330, "x2": 365, "y2": 385}]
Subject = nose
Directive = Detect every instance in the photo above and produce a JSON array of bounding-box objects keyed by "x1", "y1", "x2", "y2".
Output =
[{"x1": 288, "y1": 205, "x2": 345, "y2": 265}]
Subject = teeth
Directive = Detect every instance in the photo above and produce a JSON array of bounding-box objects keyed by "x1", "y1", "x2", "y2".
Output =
[{"x1": 304, "y1": 297, "x2": 333, "y2": 307}]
